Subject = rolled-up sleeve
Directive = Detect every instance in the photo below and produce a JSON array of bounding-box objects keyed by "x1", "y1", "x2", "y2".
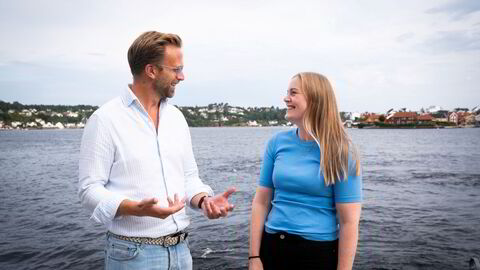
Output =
[{"x1": 78, "y1": 114, "x2": 128, "y2": 228}]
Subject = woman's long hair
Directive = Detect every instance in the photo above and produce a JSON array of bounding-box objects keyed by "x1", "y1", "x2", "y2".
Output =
[{"x1": 295, "y1": 72, "x2": 360, "y2": 185}]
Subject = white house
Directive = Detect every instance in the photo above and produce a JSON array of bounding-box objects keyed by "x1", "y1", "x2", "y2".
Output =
[
  {"x1": 11, "y1": 121, "x2": 23, "y2": 128},
  {"x1": 55, "y1": 122, "x2": 65, "y2": 129},
  {"x1": 66, "y1": 111, "x2": 79, "y2": 118},
  {"x1": 351, "y1": 112, "x2": 361, "y2": 120},
  {"x1": 248, "y1": 120, "x2": 259, "y2": 126},
  {"x1": 43, "y1": 122, "x2": 55, "y2": 129},
  {"x1": 228, "y1": 107, "x2": 245, "y2": 115},
  {"x1": 20, "y1": 109, "x2": 32, "y2": 116},
  {"x1": 35, "y1": 118, "x2": 45, "y2": 125},
  {"x1": 268, "y1": 120, "x2": 278, "y2": 125},
  {"x1": 448, "y1": 112, "x2": 458, "y2": 124}
]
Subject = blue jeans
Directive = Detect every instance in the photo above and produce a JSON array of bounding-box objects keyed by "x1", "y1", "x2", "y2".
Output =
[{"x1": 105, "y1": 234, "x2": 192, "y2": 270}]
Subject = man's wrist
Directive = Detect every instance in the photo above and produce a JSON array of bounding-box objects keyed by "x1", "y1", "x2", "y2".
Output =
[
  {"x1": 117, "y1": 199, "x2": 134, "y2": 217},
  {"x1": 198, "y1": 195, "x2": 208, "y2": 209}
]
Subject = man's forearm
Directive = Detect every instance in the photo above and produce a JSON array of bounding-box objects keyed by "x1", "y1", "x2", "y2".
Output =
[
  {"x1": 115, "y1": 199, "x2": 138, "y2": 217},
  {"x1": 337, "y1": 222, "x2": 359, "y2": 270}
]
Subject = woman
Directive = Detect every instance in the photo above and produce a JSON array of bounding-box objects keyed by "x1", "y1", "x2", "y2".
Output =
[{"x1": 249, "y1": 72, "x2": 362, "y2": 270}]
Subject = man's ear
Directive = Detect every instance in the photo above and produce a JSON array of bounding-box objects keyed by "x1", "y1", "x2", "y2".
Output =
[{"x1": 144, "y1": 64, "x2": 157, "y2": 80}]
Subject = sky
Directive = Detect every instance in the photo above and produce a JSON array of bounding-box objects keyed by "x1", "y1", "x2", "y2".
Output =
[{"x1": 0, "y1": 0, "x2": 479, "y2": 113}]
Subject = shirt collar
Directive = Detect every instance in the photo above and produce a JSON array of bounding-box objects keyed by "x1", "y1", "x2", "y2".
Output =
[
  {"x1": 121, "y1": 85, "x2": 169, "y2": 109},
  {"x1": 122, "y1": 86, "x2": 138, "y2": 107}
]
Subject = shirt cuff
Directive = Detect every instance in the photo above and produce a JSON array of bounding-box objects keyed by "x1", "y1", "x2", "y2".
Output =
[
  {"x1": 189, "y1": 185, "x2": 214, "y2": 212},
  {"x1": 90, "y1": 193, "x2": 129, "y2": 229}
]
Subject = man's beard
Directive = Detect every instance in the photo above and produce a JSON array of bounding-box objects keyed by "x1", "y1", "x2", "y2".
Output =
[{"x1": 154, "y1": 79, "x2": 173, "y2": 99}]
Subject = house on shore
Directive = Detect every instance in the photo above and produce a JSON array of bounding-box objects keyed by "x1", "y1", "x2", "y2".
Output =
[
  {"x1": 417, "y1": 114, "x2": 433, "y2": 124},
  {"x1": 364, "y1": 113, "x2": 383, "y2": 124},
  {"x1": 449, "y1": 111, "x2": 472, "y2": 126},
  {"x1": 386, "y1": 112, "x2": 417, "y2": 124}
]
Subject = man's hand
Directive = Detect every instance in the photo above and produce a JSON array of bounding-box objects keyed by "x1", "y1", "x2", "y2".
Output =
[
  {"x1": 202, "y1": 187, "x2": 236, "y2": 219},
  {"x1": 117, "y1": 194, "x2": 186, "y2": 219}
]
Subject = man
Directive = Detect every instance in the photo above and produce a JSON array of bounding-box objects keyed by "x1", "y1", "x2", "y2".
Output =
[{"x1": 78, "y1": 31, "x2": 235, "y2": 269}]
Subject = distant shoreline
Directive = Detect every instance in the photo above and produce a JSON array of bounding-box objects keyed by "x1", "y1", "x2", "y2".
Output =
[{"x1": 2, "y1": 125, "x2": 479, "y2": 131}]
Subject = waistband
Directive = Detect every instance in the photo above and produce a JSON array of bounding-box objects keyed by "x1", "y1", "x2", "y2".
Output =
[{"x1": 263, "y1": 231, "x2": 338, "y2": 248}]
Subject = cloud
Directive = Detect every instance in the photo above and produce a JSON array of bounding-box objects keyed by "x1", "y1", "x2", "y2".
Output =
[
  {"x1": 426, "y1": 0, "x2": 480, "y2": 20},
  {"x1": 420, "y1": 29, "x2": 480, "y2": 53},
  {"x1": 396, "y1": 32, "x2": 415, "y2": 43},
  {"x1": 87, "y1": 52, "x2": 106, "y2": 57}
]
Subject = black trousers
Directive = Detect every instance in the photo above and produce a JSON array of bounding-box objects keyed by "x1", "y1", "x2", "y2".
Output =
[{"x1": 259, "y1": 231, "x2": 338, "y2": 270}]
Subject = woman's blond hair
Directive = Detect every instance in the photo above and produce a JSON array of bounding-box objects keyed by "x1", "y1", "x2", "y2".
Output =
[{"x1": 295, "y1": 72, "x2": 360, "y2": 185}]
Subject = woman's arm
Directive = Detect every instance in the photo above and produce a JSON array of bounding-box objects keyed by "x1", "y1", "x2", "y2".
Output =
[
  {"x1": 249, "y1": 187, "x2": 273, "y2": 270},
  {"x1": 336, "y1": 202, "x2": 362, "y2": 270}
]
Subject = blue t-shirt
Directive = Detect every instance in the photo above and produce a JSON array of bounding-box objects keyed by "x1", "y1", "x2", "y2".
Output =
[{"x1": 259, "y1": 129, "x2": 363, "y2": 241}]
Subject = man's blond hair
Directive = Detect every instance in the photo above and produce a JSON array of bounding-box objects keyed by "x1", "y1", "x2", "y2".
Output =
[{"x1": 127, "y1": 31, "x2": 182, "y2": 76}]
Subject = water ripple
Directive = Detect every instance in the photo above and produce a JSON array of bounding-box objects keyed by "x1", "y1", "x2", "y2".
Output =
[{"x1": 0, "y1": 128, "x2": 479, "y2": 270}]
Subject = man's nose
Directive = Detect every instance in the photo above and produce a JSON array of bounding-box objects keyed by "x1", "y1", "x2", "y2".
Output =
[{"x1": 176, "y1": 71, "x2": 185, "y2": 81}]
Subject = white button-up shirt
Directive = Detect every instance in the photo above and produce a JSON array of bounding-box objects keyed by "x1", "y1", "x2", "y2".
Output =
[{"x1": 78, "y1": 87, "x2": 213, "y2": 237}]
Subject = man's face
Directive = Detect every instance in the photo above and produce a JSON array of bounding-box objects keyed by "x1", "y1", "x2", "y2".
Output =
[{"x1": 153, "y1": 45, "x2": 184, "y2": 99}]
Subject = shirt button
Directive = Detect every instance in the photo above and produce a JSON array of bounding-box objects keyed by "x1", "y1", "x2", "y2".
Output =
[{"x1": 280, "y1": 234, "x2": 285, "y2": 240}]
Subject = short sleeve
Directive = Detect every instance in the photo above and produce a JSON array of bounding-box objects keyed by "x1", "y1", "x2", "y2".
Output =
[
  {"x1": 258, "y1": 135, "x2": 277, "y2": 188},
  {"x1": 333, "y1": 155, "x2": 363, "y2": 203}
]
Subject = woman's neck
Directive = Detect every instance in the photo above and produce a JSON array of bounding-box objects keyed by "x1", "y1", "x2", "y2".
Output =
[{"x1": 297, "y1": 126, "x2": 314, "y2": 141}]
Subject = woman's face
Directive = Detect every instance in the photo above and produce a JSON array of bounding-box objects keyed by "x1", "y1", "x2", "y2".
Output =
[{"x1": 284, "y1": 77, "x2": 307, "y2": 125}]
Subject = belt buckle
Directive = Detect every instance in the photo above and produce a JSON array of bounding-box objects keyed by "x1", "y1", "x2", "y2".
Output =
[
  {"x1": 163, "y1": 235, "x2": 178, "y2": 247},
  {"x1": 162, "y1": 231, "x2": 187, "y2": 247}
]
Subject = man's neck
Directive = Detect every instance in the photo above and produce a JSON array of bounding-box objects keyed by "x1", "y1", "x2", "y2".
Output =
[
  {"x1": 129, "y1": 81, "x2": 163, "y2": 132},
  {"x1": 129, "y1": 81, "x2": 162, "y2": 111}
]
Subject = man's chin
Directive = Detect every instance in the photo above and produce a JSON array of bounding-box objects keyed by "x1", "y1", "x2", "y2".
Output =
[{"x1": 167, "y1": 88, "x2": 175, "y2": 98}]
